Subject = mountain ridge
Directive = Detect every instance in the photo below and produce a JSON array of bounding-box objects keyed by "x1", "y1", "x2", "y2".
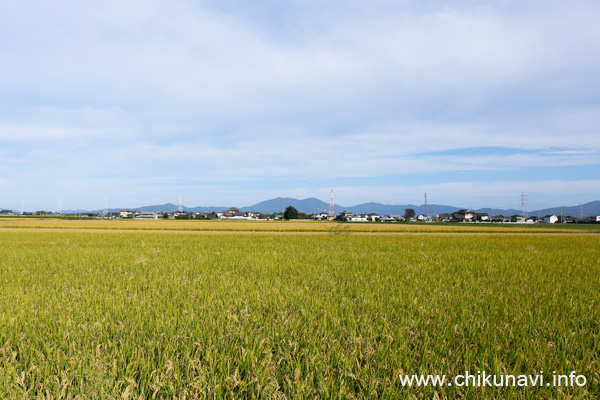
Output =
[{"x1": 55, "y1": 198, "x2": 600, "y2": 217}]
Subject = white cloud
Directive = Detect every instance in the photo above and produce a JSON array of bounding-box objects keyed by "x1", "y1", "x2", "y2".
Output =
[
  {"x1": 0, "y1": 106, "x2": 136, "y2": 142},
  {"x1": 1, "y1": 0, "x2": 599, "y2": 209},
  {"x1": 2, "y1": 0, "x2": 598, "y2": 119}
]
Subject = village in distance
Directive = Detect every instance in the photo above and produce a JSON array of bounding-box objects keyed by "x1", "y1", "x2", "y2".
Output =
[{"x1": 2, "y1": 196, "x2": 599, "y2": 225}]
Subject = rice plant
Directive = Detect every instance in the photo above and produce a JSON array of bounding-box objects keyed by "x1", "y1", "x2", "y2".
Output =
[{"x1": 0, "y1": 221, "x2": 598, "y2": 398}]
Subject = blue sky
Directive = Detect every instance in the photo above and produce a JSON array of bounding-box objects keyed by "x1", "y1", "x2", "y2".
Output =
[{"x1": 1, "y1": 0, "x2": 599, "y2": 212}]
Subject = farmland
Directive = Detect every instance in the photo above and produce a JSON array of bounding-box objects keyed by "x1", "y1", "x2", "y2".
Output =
[{"x1": 0, "y1": 219, "x2": 599, "y2": 398}]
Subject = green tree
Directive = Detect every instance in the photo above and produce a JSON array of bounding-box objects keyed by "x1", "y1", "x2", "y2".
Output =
[
  {"x1": 283, "y1": 206, "x2": 299, "y2": 220},
  {"x1": 404, "y1": 208, "x2": 416, "y2": 220}
]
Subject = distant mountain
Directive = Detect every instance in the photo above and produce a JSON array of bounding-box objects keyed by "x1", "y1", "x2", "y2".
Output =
[
  {"x1": 130, "y1": 203, "x2": 232, "y2": 213},
  {"x1": 342, "y1": 202, "x2": 462, "y2": 216},
  {"x1": 238, "y1": 199, "x2": 470, "y2": 215},
  {"x1": 134, "y1": 203, "x2": 178, "y2": 212},
  {"x1": 64, "y1": 203, "x2": 232, "y2": 215},
  {"x1": 240, "y1": 199, "x2": 600, "y2": 217},
  {"x1": 473, "y1": 208, "x2": 516, "y2": 217},
  {"x1": 59, "y1": 199, "x2": 600, "y2": 217},
  {"x1": 240, "y1": 197, "x2": 339, "y2": 214},
  {"x1": 129, "y1": 203, "x2": 221, "y2": 213},
  {"x1": 63, "y1": 209, "x2": 102, "y2": 214},
  {"x1": 525, "y1": 201, "x2": 600, "y2": 218},
  {"x1": 470, "y1": 202, "x2": 600, "y2": 218}
]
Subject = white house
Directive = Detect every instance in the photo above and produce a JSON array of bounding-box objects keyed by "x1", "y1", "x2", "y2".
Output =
[
  {"x1": 312, "y1": 212, "x2": 329, "y2": 220},
  {"x1": 138, "y1": 212, "x2": 158, "y2": 219},
  {"x1": 120, "y1": 209, "x2": 134, "y2": 218},
  {"x1": 348, "y1": 214, "x2": 368, "y2": 222},
  {"x1": 365, "y1": 213, "x2": 380, "y2": 222},
  {"x1": 219, "y1": 210, "x2": 257, "y2": 220},
  {"x1": 476, "y1": 213, "x2": 490, "y2": 221},
  {"x1": 543, "y1": 215, "x2": 559, "y2": 224}
]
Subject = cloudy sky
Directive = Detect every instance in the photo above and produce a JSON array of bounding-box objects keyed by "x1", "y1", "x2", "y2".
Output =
[{"x1": 1, "y1": 0, "x2": 599, "y2": 212}]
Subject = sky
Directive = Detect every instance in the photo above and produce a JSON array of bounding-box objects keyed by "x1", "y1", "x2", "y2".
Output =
[{"x1": 1, "y1": 0, "x2": 599, "y2": 212}]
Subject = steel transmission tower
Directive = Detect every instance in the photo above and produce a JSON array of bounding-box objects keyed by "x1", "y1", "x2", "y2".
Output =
[
  {"x1": 424, "y1": 192, "x2": 428, "y2": 218},
  {"x1": 178, "y1": 194, "x2": 183, "y2": 212},
  {"x1": 520, "y1": 192, "x2": 527, "y2": 219},
  {"x1": 329, "y1": 189, "x2": 335, "y2": 217}
]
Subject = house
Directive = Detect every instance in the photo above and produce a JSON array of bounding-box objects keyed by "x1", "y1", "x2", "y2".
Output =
[
  {"x1": 312, "y1": 212, "x2": 329, "y2": 220},
  {"x1": 438, "y1": 213, "x2": 453, "y2": 222},
  {"x1": 120, "y1": 209, "x2": 134, "y2": 218},
  {"x1": 336, "y1": 211, "x2": 353, "y2": 221},
  {"x1": 453, "y1": 209, "x2": 475, "y2": 222},
  {"x1": 194, "y1": 211, "x2": 208, "y2": 219},
  {"x1": 365, "y1": 213, "x2": 380, "y2": 222},
  {"x1": 220, "y1": 212, "x2": 251, "y2": 220},
  {"x1": 138, "y1": 212, "x2": 158, "y2": 219},
  {"x1": 416, "y1": 214, "x2": 433, "y2": 222},
  {"x1": 347, "y1": 214, "x2": 368, "y2": 222},
  {"x1": 543, "y1": 215, "x2": 558, "y2": 224},
  {"x1": 334, "y1": 212, "x2": 380, "y2": 222},
  {"x1": 220, "y1": 207, "x2": 237, "y2": 217},
  {"x1": 475, "y1": 212, "x2": 489, "y2": 221},
  {"x1": 219, "y1": 207, "x2": 257, "y2": 220}
]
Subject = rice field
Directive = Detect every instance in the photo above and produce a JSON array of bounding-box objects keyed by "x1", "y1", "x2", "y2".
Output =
[
  {"x1": 0, "y1": 219, "x2": 598, "y2": 398},
  {"x1": 1, "y1": 217, "x2": 598, "y2": 233}
]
